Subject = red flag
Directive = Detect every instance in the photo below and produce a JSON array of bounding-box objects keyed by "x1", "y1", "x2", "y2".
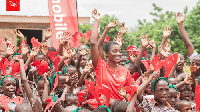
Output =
[
  {"x1": 48, "y1": 0, "x2": 79, "y2": 49},
  {"x1": 195, "y1": 85, "x2": 200, "y2": 111},
  {"x1": 6, "y1": 0, "x2": 20, "y2": 11}
]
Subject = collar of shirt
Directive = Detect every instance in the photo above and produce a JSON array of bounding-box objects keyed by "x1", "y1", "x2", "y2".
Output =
[{"x1": 153, "y1": 100, "x2": 171, "y2": 108}]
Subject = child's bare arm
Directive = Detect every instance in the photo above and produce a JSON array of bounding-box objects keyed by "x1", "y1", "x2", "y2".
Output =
[
  {"x1": 134, "y1": 34, "x2": 150, "y2": 73},
  {"x1": 137, "y1": 71, "x2": 160, "y2": 103},
  {"x1": 126, "y1": 93, "x2": 137, "y2": 112},
  {"x1": 168, "y1": 54, "x2": 180, "y2": 78},
  {"x1": 18, "y1": 59, "x2": 35, "y2": 105},
  {"x1": 42, "y1": 73, "x2": 50, "y2": 105}
]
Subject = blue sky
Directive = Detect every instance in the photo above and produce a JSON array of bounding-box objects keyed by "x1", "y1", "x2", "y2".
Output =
[{"x1": 77, "y1": 0, "x2": 199, "y2": 28}]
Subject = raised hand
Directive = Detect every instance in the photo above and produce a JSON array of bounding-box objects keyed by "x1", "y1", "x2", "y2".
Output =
[
  {"x1": 118, "y1": 87, "x2": 127, "y2": 97},
  {"x1": 7, "y1": 44, "x2": 16, "y2": 55},
  {"x1": 79, "y1": 49, "x2": 90, "y2": 56},
  {"x1": 4, "y1": 35, "x2": 12, "y2": 45},
  {"x1": 184, "y1": 74, "x2": 193, "y2": 85},
  {"x1": 63, "y1": 31, "x2": 72, "y2": 40},
  {"x1": 150, "y1": 40, "x2": 156, "y2": 49},
  {"x1": 175, "y1": 12, "x2": 185, "y2": 24},
  {"x1": 163, "y1": 41, "x2": 171, "y2": 52},
  {"x1": 119, "y1": 22, "x2": 128, "y2": 35},
  {"x1": 14, "y1": 29, "x2": 24, "y2": 39},
  {"x1": 30, "y1": 47, "x2": 39, "y2": 56},
  {"x1": 113, "y1": 37, "x2": 123, "y2": 48},
  {"x1": 64, "y1": 47, "x2": 76, "y2": 58},
  {"x1": 21, "y1": 44, "x2": 29, "y2": 55},
  {"x1": 83, "y1": 62, "x2": 92, "y2": 74},
  {"x1": 163, "y1": 26, "x2": 173, "y2": 38},
  {"x1": 41, "y1": 42, "x2": 49, "y2": 56},
  {"x1": 45, "y1": 28, "x2": 53, "y2": 40},
  {"x1": 140, "y1": 33, "x2": 150, "y2": 48},
  {"x1": 107, "y1": 20, "x2": 118, "y2": 29},
  {"x1": 89, "y1": 72, "x2": 95, "y2": 81},
  {"x1": 43, "y1": 73, "x2": 49, "y2": 85},
  {"x1": 142, "y1": 72, "x2": 150, "y2": 83},
  {"x1": 158, "y1": 46, "x2": 168, "y2": 58},
  {"x1": 92, "y1": 9, "x2": 101, "y2": 20},
  {"x1": 149, "y1": 71, "x2": 160, "y2": 81}
]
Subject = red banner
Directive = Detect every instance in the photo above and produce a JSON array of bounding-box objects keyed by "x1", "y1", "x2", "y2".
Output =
[
  {"x1": 48, "y1": 0, "x2": 79, "y2": 49},
  {"x1": 6, "y1": 0, "x2": 20, "y2": 11}
]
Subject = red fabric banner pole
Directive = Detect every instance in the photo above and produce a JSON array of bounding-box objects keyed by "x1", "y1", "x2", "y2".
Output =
[{"x1": 48, "y1": 0, "x2": 79, "y2": 49}]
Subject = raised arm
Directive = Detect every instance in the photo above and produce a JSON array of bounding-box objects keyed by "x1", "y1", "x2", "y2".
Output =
[
  {"x1": 42, "y1": 73, "x2": 50, "y2": 105},
  {"x1": 97, "y1": 21, "x2": 118, "y2": 60},
  {"x1": 42, "y1": 28, "x2": 53, "y2": 43},
  {"x1": 90, "y1": 9, "x2": 101, "y2": 67},
  {"x1": 168, "y1": 55, "x2": 180, "y2": 78},
  {"x1": 175, "y1": 12, "x2": 194, "y2": 57},
  {"x1": 126, "y1": 93, "x2": 137, "y2": 112},
  {"x1": 137, "y1": 71, "x2": 159, "y2": 103},
  {"x1": 18, "y1": 59, "x2": 35, "y2": 105},
  {"x1": 134, "y1": 34, "x2": 150, "y2": 73},
  {"x1": 160, "y1": 26, "x2": 172, "y2": 48}
]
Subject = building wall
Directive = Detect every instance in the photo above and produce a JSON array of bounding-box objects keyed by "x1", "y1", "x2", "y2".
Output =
[{"x1": 0, "y1": 15, "x2": 90, "y2": 51}]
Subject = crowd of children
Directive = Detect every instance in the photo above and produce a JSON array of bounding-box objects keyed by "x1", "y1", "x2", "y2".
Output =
[{"x1": 0, "y1": 9, "x2": 199, "y2": 112}]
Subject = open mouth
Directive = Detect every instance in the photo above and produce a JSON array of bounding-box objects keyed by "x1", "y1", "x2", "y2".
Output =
[
  {"x1": 9, "y1": 91, "x2": 15, "y2": 94},
  {"x1": 161, "y1": 96, "x2": 167, "y2": 101}
]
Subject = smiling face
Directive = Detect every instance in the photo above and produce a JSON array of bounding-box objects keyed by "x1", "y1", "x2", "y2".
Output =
[
  {"x1": 176, "y1": 54, "x2": 185, "y2": 71},
  {"x1": 167, "y1": 88, "x2": 178, "y2": 108},
  {"x1": 106, "y1": 44, "x2": 122, "y2": 64},
  {"x1": 154, "y1": 79, "x2": 169, "y2": 104},
  {"x1": 2, "y1": 77, "x2": 16, "y2": 97}
]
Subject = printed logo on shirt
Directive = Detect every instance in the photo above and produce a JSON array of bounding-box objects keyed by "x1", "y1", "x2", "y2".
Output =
[{"x1": 6, "y1": 0, "x2": 20, "y2": 11}]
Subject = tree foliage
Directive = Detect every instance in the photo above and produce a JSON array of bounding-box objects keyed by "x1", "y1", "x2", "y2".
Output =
[
  {"x1": 126, "y1": 1, "x2": 200, "y2": 59},
  {"x1": 79, "y1": 1, "x2": 200, "y2": 57}
]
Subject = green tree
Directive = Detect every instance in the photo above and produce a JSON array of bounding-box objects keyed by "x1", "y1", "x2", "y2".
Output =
[{"x1": 125, "y1": 2, "x2": 200, "y2": 58}]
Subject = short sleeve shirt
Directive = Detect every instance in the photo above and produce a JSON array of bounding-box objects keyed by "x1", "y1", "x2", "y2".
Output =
[
  {"x1": 93, "y1": 57, "x2": 133, "y2": 100},
  {"x1": 188, "y1": 50, "x2": 198, "y2": 62},
  {"x1": 136, "y1": 98, "x2": 177, "y2": 112}
]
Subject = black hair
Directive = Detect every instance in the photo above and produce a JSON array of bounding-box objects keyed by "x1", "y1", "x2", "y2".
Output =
[
  {"x1": 105, "y1": 41, "x2": 119, "y2": 52},
  {"x1": 175, "y1": 100, "x2": 191, "y2": 111},
  {"x1": 93, "y1": 107, "x2": 107, "y2": 112},
  {"x1": 112, "y1": 100, "x2": 128, "y2": 112},
  {"x1": 49, "y1": 47, "x2": 56, "y2": 52}
]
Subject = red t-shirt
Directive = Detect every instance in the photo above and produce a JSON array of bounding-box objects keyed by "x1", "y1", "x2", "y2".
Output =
[{"x1": 93, "y1": 57, "x2": 133, "y2": 100}]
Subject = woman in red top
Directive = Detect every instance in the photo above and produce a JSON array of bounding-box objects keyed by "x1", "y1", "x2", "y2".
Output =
[{"x1": 90, "y1": 9, "x2": 150, "y2": 100}]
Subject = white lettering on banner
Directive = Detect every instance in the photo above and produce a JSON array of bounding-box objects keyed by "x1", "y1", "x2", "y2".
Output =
[
  {"x1": 51, "y1": 0, "x2": 68, "y2": 39},
  {"x1": 52, "y1": 5, "x2": 61, "y2": 13},
  {"x1": 54, "y1": 14, "x2": 66, "y2": 22}
]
